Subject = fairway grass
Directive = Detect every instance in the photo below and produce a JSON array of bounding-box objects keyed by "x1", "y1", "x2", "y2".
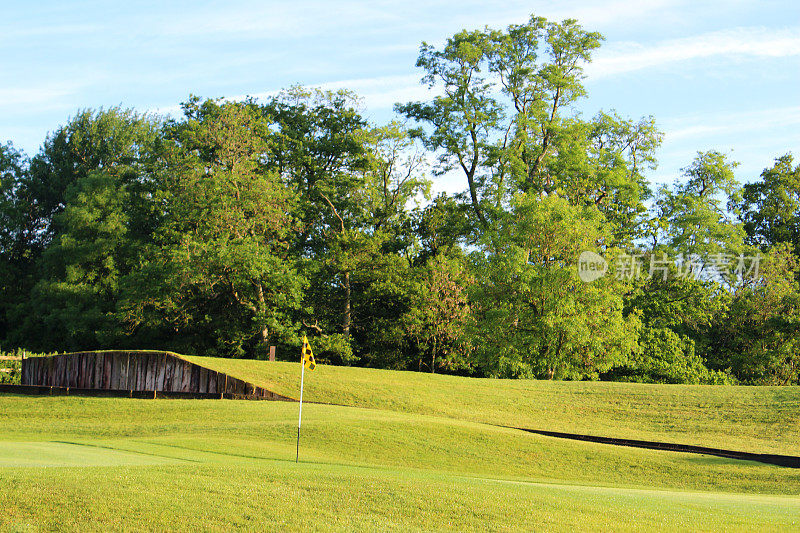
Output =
[
  {"x1": 0, "y1": 395, "x2": 799, "y2": 531},
  {"x1": 185, "y1": 356, "x2": 800, "y2": 455},
  {"x1": 3, "y1": 460, "x2": 799, "y2": 532}
]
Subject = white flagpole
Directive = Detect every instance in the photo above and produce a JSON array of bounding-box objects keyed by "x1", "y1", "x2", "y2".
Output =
[{"x1": 296, "y1": 354, "x2": 305, "y2": 463}]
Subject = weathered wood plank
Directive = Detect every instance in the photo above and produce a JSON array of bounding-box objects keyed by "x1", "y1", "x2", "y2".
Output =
[
  {"x1": 164, "y1": 356, "x2": 175, "y2": 391},
  {"x1": 140, "y1": 355, "x2": 148, "y2": 390},
  {"x1": 147, "y1": 355, "x2": 158, "y2": 390},
  {"x1": 189, "y1": 364, "x2": 200, "y2": 392},
  {"x1": 217, "y1": 372, "x2": 227, "y2": 395},
  {"x1": 144, "y1": 355, "x2": 154, "y2": 390},
  {"x1": 51, "y1": 356, "x2": 60, "y2": 387},
  {"x1": 102, "y1": 354, "x2": 112, "y2": 389},
  {"x1": 136, "y1": 355, "x2": 147, "y2": 391},
  {"x1": 111, "y1": 353, "x2": 124, "y2": 390},
  {"x1": 207, "y1": 370, "x2": 217, "y2": 394},
  {"x1": 74, "y1": 354, "x2": 83, "y2": 388},
  {"x1": 155, "y1": 354, "x2": 167, "y2": 390},
  {"x1": 198, "y1": 366, "x2": 208, "y2": 393},
  {"x1": 180, "y1": 361, "x2": 192, "y2": 392},
  {"x1": 171, "y1": 359, "x2": 184, "y2": 392},
  {"x1": 58, "y1": 355, "x2": 68, "y2": 388},
  {"x1": 78, "y1": 354, "x2": 89, "y2": 389},
  {"x1": 93, "y1": 353, "x2": 104, "y2": 389},
  {"x1": 226, "y1": 376, "x2": 246, "y2": 395}
]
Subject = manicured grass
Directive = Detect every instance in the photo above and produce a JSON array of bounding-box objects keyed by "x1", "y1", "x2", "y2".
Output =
[
  {"x1": 0, "y1": 395, "x2": 799, "y2": 531},
  {"x1": 3, "y1": 461, "x2": 799, "y2": 532},
  {"x1": 185, "y1": 356, "x2": 800, "y2": 455}
]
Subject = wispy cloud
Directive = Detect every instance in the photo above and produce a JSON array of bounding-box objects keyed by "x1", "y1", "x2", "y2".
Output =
[
  {"x1": 151, "y1": 1, "x2": 398, "y2": 40},
  {"x1": 309, "y1": 74, "x2": 432, "y2": 109},
  {"x1": 539, "y1": 0, "x2": 685, "y2": 29},
  {"x1": 650, "y1": 106, "x2": 800, "y2": 185},
  {"x1": 587, "y1": 26, "x2": 800, "y2": 79},
  {"x1": 149, "y1": 74, "x2": 433, "y2": 118},
  {"x1": 0, "y1": 86, "x2": 81, "y2": 111},
  {"x1": 664, "y1": 106, "x2": 800, "y2": 142},
  {"x1": 0, "y1": 23, "x2": 100, "y2": 41}
]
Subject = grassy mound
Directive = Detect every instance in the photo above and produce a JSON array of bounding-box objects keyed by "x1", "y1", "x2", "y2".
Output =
[{"x1": 185, "y1": 356, "x2": 800, "y2": 455}]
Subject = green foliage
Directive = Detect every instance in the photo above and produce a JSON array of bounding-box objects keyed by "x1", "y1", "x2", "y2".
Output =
[
  {"x1": 400, "y1": 253, "x2": 474, "y2": 373},
  {"x1": 470, "y1": 193, "x2": 638, "y2": 379},
  {"x1": 0, "y1": 351, "x2": 21, "y2": 385},
  {"x1": 397, "y1": 14, "x2": 659, "y2": 250},
  {"x1": 27, "y1": 107, "x2": 162, "y2": 244},
  {"x1": 4, "y1": 109, "x2": 164, "y2": 351},
  {"x1": 654, "y1": 150, "x2": 746, "y2": 264},
  {"x1": 0, "y1": 349, "x2": 54, "y2": 384},
  {"x1": 740, "y1": 154, "x2": 800, "y2": 254},
  {"x1": 35, "y1": 171, "x2": 130, "y2": 347},
  {"x1": 0, "y1": 142, "x2": 33, "y2": 342},
  {"x1": 606, "y1": 326, "x2": 729, "y2": 384},
  {"x1": 711, "y1": 243, "x2": 800, "y2": 384},
  {"x1": 121, "y1": 99, "x2": 305, "y2": 358}
]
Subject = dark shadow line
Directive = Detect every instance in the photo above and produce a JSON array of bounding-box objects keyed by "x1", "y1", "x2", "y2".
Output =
[
  {"x1": 504, "y1": 427, "x2": 800, "y2": 469},
  {"x1": 51, "y1": 440, "x2": 203, "y2": 463}
]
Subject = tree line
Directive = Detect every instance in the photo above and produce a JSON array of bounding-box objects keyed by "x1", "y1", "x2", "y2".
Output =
[{"x1": 1, "y1": 15, "x2": 799, "y2": 384}]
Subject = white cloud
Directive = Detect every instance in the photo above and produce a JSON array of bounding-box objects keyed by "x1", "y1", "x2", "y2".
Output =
[
  {"x1": 309, "y1": 74, "x2": 432, "y2": 109},
  {"x1": 664, "y1": 106, "x2": 800, "y2": 142},
  {"x1": 587, "y1": 26, "x2": 800, "y2": 79},
  {"x1": 149, "y1": 74, "x2": 433, "y2": 116},
  {"x1": 538, "y1": 0, "x2": 684, "y2": 29},
  {"x1": 0, "y1": 86, "x2": 80, "y2": 111},
  {"x1": 651, "y1": 106, "x2": 800, "y2": 186},
  {"x1": 151, "y1": 1, "x2": 398, "y2": 40},
  {"x1": 0, "y1": 23, "x2": 100, "y2": 41}
]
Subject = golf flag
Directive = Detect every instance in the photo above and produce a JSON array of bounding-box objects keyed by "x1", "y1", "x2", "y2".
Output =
[
  {"x1": 302, "y1": 335, "x2": 316, "y2": 371},
  {"x1": 297, "y1": 334, "x2": 315, "y2": 462}
]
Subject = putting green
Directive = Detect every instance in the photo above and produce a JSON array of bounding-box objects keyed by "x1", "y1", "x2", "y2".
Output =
[{"x1": 0, "y1": 441, "x2": 183, "y2": 468}]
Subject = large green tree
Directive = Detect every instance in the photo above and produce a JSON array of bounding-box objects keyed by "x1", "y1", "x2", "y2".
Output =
[
  {"x1": 470, "y1": 192, "x2": 638, "y2": 379},
  {"x1": 653, "y1": 150, "x2": 746, "y2": 266},
  {"x1": 711, "y1": 243, "x2": 800, "y2": 384},
  {"x1": 120, "y1": 98, "x2": 304, "y2": 358},
  {"x1": 7, "y1": 109, "x2": 164, "y2": 351},
  {"x1": 740, "y1": 154, "x2": 800, "y2": 255},
  {"x1": 0, "y1": 142, "x2": 33, "y2": 344},
  {"x1": 402, "y1": 252, "x2": 474, "y2": 373},
  {"x1": 265, "y1": 89, "x2": 429, "y2": 363}
]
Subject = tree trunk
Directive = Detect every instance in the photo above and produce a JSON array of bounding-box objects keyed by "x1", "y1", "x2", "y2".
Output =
[
  {"x1": 343, "y1": 271, "x2": 351, "y2": 336},
  {"x1": 257, "y1": 282, "x2": 269, "y2": 356},
  {"x1": 430, "y1": 336, "x2": 437, "y2": 374},
  {"x1": 260, "y1": 327, "x2": 269, "y2": 356}
]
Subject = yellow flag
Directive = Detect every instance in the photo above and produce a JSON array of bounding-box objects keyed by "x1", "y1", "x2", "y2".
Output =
[{"x1": 301, "y1": 335, "x2": 316, "y2": 371}]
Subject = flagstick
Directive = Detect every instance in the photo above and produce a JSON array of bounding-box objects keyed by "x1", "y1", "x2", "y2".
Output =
[{"x1": 296, "y1": 357, "x2": 305, "y2": 463}]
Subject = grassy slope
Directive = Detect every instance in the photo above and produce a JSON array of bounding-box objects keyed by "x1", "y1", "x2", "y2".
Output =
[
  {"x1": 1, "y1": 396, "x2": 799, "y2": 531},
  {"x1": 185, "y1": 356, "x2": 800, "y2": 455}
]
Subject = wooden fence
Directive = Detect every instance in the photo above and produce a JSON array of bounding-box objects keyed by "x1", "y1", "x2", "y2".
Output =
[{"x1": 21, "y1": 351, "x2": 291, "y2": 400}]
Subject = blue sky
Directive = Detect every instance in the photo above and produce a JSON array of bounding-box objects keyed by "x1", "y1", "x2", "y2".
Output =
[{"x1": 2, "y1": 0, "x2": 798, "y2": 193}]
